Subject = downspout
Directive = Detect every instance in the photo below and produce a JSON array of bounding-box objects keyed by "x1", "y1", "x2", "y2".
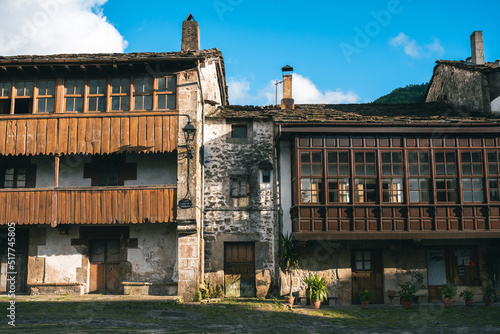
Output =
[{"x1": 196, "y1": 60, "x2": 206, "y2": 286}]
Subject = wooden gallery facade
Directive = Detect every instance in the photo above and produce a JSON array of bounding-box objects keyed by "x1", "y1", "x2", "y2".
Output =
[
  {"x1": 0, "y1": 18, "x2": 228, "y2": 298},
  {"x1": 276, "y1": 103, "x2": 500, "y2": 304}
]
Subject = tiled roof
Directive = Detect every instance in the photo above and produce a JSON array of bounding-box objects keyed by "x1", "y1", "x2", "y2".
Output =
[
  {"x1": 210, "y1": 103, "x2": 500, "y2": 125},
  {"x1": 0, "y1": 48, "x2": 223, "y2": 64},
  {"x1": 435, "y1": 60, "x2": 500, "y2": 73}
]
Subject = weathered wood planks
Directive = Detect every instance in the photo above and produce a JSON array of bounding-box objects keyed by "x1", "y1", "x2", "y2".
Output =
[
  {"x1": 0, "y1": 187, "x2": 176, "y2": 225},
  {"x1": 0, "y1": 113, "x2": 178, "y2": 156}
]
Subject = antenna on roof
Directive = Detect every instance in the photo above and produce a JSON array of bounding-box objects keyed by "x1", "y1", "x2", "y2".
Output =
[{"x1": 273, "y1": 79, "x2": 282, "y2": 108}]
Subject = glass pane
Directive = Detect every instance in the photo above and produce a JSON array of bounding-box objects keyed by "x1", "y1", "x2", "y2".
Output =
[
  {"x1": 166, "y1": 95, "x2": 175, "y2": 109},
  {"x1": 122, "y1": 97, "x2": 129, "y2": 111},
  {"x1": 121, "y1": 79, "x2": 129, "y2": 93},
  {"x1": 65, "y1": 98, "x2": 73, "y2": 112},
  {"x1": 134, "y1": 78, "x2": 144, "y2": 93},
  {"x1": 97, "y1": 97, "x2": 105, "y2": 112},
  {"x1": 435, "y1": 152, "x2": 444, "y2": 163},
  {"x1": 135, "y1": 96, "x2": 142, "y2": 110},
  {"x1": 356, "y1": 261, "x2": 364, "y2": 270},
  {"x1": 420, "y1": 179, "x2": 429, "y2": 189},
  {"x1": 355, "y1": 153, "x2": 364, "y2": 163},
  {"x1": 328, "y1": 152, "x2": 337, "y2": 163},
  {"x1": 75, "y1": 80, "x2": 84, "y2": 95},
  {"x1": 339, "y1": 152, "x2": 348, "y2": 163},
  {"x1": 112, "y1": 79, "x2": 120, "y2": 93},
  {"x1": 311, "y1": 164, "x2": 321, "y2": 176},
  {"x1": 489, "y1": 164, "x2": 497, "y2": 175},
  {"x1": 409, "y1": 165, "x2": 419, "y2": 176},
  {"x1": 339, "y1": 164, "x2": 349, "y2": 176},
  {"x1": 311, "y1": 152, "x2": 321, "y2": 163},
  {"x1": 382, "y1": 165, "x2": 391, "y2": 176},
  {"x1": 26, "y1": 82, "x2": 33, "y2": 96},
  {"x1": 89, "y1": 97, "x2": 97, "y2": 111},
  {"x1": 355, "y1": 165, "x2": 364, "y2": 176},
  {"x1": 420, "y1": 165, "x2": 430, "y2": 175},
  {"x1": 39, "y1": 81, "x2": 47, "y2": 94},
  {"x1": 410, "y1": 191, "x2": 419, "y2": 202},
  {"x1": 382, "y1": 152, "x2": 391, "y2": 163},
  {"x1": 490, "y1": 189, "x2": 499, "y2": 201},
  {"x1": 89, "y1": 80, "x2": 98, "y2": 94},
  {"x1": 364, "y1": 261, "x2": 371, "y2": 270},
  {"x1": 47, "y1": 98, "x2": 54, "y2": 113},
  {"x1": 436, "y1": 191, "x2": 446, "y2": 202},
  {"x1": 301, "y1": 165, "x2": 310, "y2": 176},
  {"x1": 447, "y1": 179, "x2": 457, "y2": 189},
  {"x1": 301, "y1": 152, "x2": 310, "y2": 163},
  {"x1": 16, "y1": 181, "x2": 25, "y2": 188},
  {"x1": 463, "y1": 178, "x2": 472, "y2": 190},
  {"x1": 366, "y1": 152, "x2": 375, "y2": 163},
  {"x1": 144, "y1": 96, "x2": 152, "y2": 110},
  {"x1": 408, "y1": 152, "x2": 418, "y2": 163},
  {"x1": 472, "y1": 152, "x2": 481, "y2": 162},
  {"x1": 461, "y1": 152, "x2": 471, "y2": 162},
  {"x1": 436, "y1": 179, "x2": 445, "y2": 190},
  {"x1": 420, "y1": 152, "x2": 429, "y2": 162},
  {"x1": 488, "y1": 152, "x2": 497, "y2": 163},
  {"x1": 366, "y1": 165, "x2": 375, "y2": 176},
  {"x1": 464, "y1": 190, "x2": 473, "y2": 202},
  {"x1": 167, "y1": 77, "x2": 176, "y2": 92},
  {"x1": 328, "y1": 165, "x2": 337, "y2": 176},
  {"x1": 393, "y1": 153, "x2": 402, "y2": 163},
  {"x1": 112, "y1": 97, "x2": 120, "y2": 110},
  {"x1": 474, "y1": 191, "x2": 483, "y2": 202},
  {"x1": 446, "y1": 152, "x2": 455, "y2": 162},
  {"x1": 448, "y1": 191, "x2": 457, "y2": 202},
  {"x1": 421, "y1": 191, "x2": 430, "y2": 202},
  {"x1": 472, "y1": 164, "x2": 482, "y2": 176},
  {"x1": 436, "y1": 164, "x2": 445, "y2": 175},
  {"x1": 144, "y1": 77, "x2": 153, "y2": 93},
  {"x1": 462, "y1": 164, "x2": 472, "y2": 175},
  {"x1": 157, "y1": 95, "x2": 166, "y2": 110},
  {"x1": 38, "y1": 99, "x2": 46, "y2": 113},
  {"x1": 393, "y1": 165, "x2": 402, "y2": 175},
  {"x1": 158, "y1": 77, "x2": 166, "y2": 92},
  {"x1": 446, "y1": 164, "x2": 456, "y2": 175},
  {"x1": 75, "y1": 98, "x2": 83, "y2": 112},
  {"x1": 473, "y1": 178, "x2": 483, "y2": 189},
  {"x1": 356, "y1": 252, "x2": 362, "y2": 261},
  {"x1": 409, "y1": 179, "x2": 419, "y2": 190}
]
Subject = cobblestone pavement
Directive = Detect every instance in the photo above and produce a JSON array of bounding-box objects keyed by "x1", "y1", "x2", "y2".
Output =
[{"x1": 1, "y1": 295, "x2": 499, "y2": 333}]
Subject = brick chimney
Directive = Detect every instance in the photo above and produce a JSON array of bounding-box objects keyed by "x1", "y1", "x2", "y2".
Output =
[
  {"x1": 281, "y1": 65, "x2": 294, "y2": 110},
  {"x1": 470, "y1": 31, "x2": 485, "y2": 65},
  {"x1": 181, "y1": 14, "x2": 200, "y2": 52}
]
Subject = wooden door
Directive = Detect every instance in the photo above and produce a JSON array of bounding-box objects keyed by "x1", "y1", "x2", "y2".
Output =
[
  {"x1": 0, "y1": 228, "x2": 28, "y2": 293},
  {"x1": 224, "y1": 242, "x2": 255, "y2": 298},
  {"x1": 352, "y1": 249, "x2": 384, "y2": 304},
  {"x1": 427, "y1": 249, "x2": 447, "y2": 302},
  {"x1": 89, "y1": 240, "x2": 121, "y2": 294}
]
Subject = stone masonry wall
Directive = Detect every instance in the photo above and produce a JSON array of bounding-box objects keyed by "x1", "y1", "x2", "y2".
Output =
[{"x1": 203, "y1": 118, "x2": 277, "y2": 297}]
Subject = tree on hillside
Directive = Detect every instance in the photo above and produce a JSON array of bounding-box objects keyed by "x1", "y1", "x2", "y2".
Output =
[{"x1": 373, "y1": 83, "x2": 428, "y2": 104}]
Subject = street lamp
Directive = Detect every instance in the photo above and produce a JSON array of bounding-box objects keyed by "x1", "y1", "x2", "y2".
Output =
[{"x1": 179, "y1": 117, "x2": 197, "y2": 209}]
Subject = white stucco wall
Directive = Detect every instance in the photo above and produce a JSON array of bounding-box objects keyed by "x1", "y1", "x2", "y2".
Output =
[
  {"x1": 279, "y1": 141, "x2": 292, "y2": 235},
  {"x1": 127, "y1": 224, "x2": 178, "y2": 282},
  {"x1": 125, "y1": 153, "x2": 177, "y2": 186},
  {"x1": 492, "y1": 96, "x2": 500, "y2": 113},
  {"x1": 37, "y1": 226, "x2": 82, "y2": 283},
  {"x1": 199, "y1": 59, "x2": 223, "y2": 104}
]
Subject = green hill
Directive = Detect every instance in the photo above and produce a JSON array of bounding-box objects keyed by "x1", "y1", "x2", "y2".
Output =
[{"x1": 373, "y1": 83, "x2": 428, "y2": 104}]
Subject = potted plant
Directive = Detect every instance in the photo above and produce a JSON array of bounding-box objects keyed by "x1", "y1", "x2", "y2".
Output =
[
  {"x1": 481, "y1": 282, "x2": 496, "y2": 306},
  {"x1": 279, "y1": 233, "x2": 299, "y2": 305},
  {"x1": 359, "y1": 289, "x2": 372, "y2": 309},
  {"x1": 398, "y1": 283, "x2": 417, "y2": 308},
  {"x1": 303, "y1": 274, "x2": 330, "y2": 309},
  {"x1": 459, "y1": 289, "x2": 475, "y2": 307},
  {"x1": 439, "y1": 283, "x2": 457, "y2": 307}
]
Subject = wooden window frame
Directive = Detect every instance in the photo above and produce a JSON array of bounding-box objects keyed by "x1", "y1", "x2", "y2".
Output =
[
  {"x1": 299, "y1": 150, "x2": 323, "y2": 204},
  {"x1": 327, "y1": 150, "x2": 350, "y2": 203},
  {"x1": 0, "y1": 81, "x2": 12, "y2": 115},
  {"x1": 231, "y1": 124, "x2": 247, "y2": 138},
  {"x1": 354, "y1": 151, "x2": 377, "y2": 203},
  {"x1": 231, "y1": 176, "x2": 249, "y2": 198},
  {"x1": 0, "y1": 157, "x2": 36, "y2": 188},
  {"x1": 64, "y1": 79, "x2": 85, "y2": 113},
  {"x1": 87, "y1": 79, "x2": 107, "y2": 113},
  {"x1": 434, "y1": 151, "x2": 458, "y2": 203},
  {"x1": 408, "y1": 151, "x2": 431, "y2": 203},
  {"x1": 110, "y1": 78, "x2": 130, "y2": 112},
  {"x1": 154, "y1": 76, "x2": 177, "y2": 111},
  {"x1": 381, "y1": 151, "x2": 404, "y2": 203},
  {"x1": 83, "y1": 154, "x2": 137, "y2": 187},
  {"x1": 460, "y1": 151, "x2": 484, "y2": 203},
  {"x1": 132, "y1": 77, "x2": 153, "y2": 111}
]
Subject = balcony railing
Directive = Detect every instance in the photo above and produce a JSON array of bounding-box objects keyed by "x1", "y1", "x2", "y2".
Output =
[
  {"x1": 0, "y1": 186, "x2": 176, "y2": 226},
  {"x1": 0, "y1": 112, "x2": 178, "y2": 156}
]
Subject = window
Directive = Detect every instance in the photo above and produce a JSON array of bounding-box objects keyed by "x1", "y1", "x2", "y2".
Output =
[
  {"x1": 435, "y1": 152, "x2": 457, "y2": 202},
  {"x1": 487, "y1": 152, "x2": 500, "y2": 201},
  {"x1": 88, "y1": 79, "x2": 107, "y2": 112},
  {"x1": 110, "y1": 78, "x2": 130, "y2": 111},
  {"x1": 0, "y1": 82, "x2": 12, "y2": 114},
  {"x1": 231, "y1": 176, "x2": 249, "y2": 197},
  {"x1": 300, "y1": 151, "x2": 322, "y2": 203},
  {"x1": 231, "y1": 124, "x2": 247, "y2": 138},
  {"x1": 408, "y1": 152, "x2": 430, "y2": 202},
  {"x1": 450, "y1": 247, "x2": 480, "y2": 286},
  {"x1": 0, "y1": 158, "x2": 36, "y2": 188},
  {"x1": 461, "y1": 151, "x2": 484, "y2": 202},
  {"x1": 64, "y1": 80, "x2": 84, "y2": 112},
  {"x1": 381, "y1": 152, "x2": 403, "y2": 203},
  {"x1": 327, "y1": 151, "x2": 350, "y2": 203},
  {"x1": 354, "y1": 250, "x2": 371, "y2": 271},
  {"x1": 15, "y1": 81, "x2": 33, "y2": 114},
  {"x1": 133, "y1": 77, "x2": 153, "y2": 111},
  {"x1": 37, "y1": 80, "x2": 56, "y2": 113},
  {"x1": 354, "y1": 152, "x2": 376, "y2": 203},
  {"x1": 262, "y1": 170, "x2": 271, "y2": 183},
  {"x1": 83, "y1": 154, "x2": 136, "y2": 186},
  {"x1": 156, "y1": 76, "x2": 176, "y2": 110}
]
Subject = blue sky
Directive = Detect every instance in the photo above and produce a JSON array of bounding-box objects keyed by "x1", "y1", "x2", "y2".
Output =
[{"x1": 0, "y1": 0, "x2": 499, "y2": 105}]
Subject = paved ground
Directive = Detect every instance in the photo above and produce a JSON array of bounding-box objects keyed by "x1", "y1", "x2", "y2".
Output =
[{"x1": 0, "y1": 295, "x2": 499, "y2": 333}]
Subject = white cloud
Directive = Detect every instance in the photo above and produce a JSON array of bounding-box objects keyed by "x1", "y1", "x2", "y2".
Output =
[
  {"x1": 228, "y1": 74, "x2": 360, "y2": 105},
  {"x1": 292, "y1": 74, "x2": 360, "y2": 104},
  {"x1": 390, "y1": 32, "x2": 444, "y2": 59},
  {"x1": 0, "y1": 0, "x2": 127, "y2": 56}
]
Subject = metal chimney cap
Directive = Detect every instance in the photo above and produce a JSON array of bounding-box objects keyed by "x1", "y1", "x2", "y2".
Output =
[{"x1": 281, "y1": 65, "x2": 293, "y2": 72}]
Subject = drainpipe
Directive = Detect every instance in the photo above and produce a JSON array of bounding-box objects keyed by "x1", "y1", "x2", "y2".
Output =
[{"x1": 196, "y1": 60, "x2": 206, "y2": 287}]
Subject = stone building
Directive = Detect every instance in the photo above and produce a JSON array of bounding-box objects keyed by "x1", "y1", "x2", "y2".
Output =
[
  {"x1": 426, "y1": 31, "x2": 500, "y2": 114},
  {"x1": 0, "y1": 15, "x2": 228, "y2": 300}
]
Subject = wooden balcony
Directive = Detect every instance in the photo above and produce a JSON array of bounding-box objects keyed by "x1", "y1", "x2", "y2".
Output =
[
  {"x1": 0, "y1": 112, "x2": 178, "y2": 156},
  {"x1": 293, "y1": 204, "x2": 500, "y2": 240},
  {"x1": 0, "y1": 186, "x2": 176, "y2": 226}
]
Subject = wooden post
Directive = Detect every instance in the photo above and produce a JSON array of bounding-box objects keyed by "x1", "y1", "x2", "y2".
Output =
[{"x1": 54, "y1": 155, "x2": 60, "y2": 187}]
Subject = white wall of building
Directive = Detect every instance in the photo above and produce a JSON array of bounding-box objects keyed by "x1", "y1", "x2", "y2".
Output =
[
  {"x1": 492, "y1": 96, "x2": 500, "y2": 113},
  {"x1": 125, "y1": 153, "x2": 177, "y2": 186},
  {"x1": 279, "y1": 141, "x2": 293, "y2": 235}
]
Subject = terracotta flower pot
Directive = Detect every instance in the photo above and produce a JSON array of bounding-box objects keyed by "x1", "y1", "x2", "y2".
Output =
[
  {"x1": 361, "y1": 301, "x2": 369, "y2": 309},
  {"x1": 443, "y1": 298, "x2": 453, "y2": 308},
  {"x1": 287, "y1": 296, "x2": 295, "y2": 305},
  {"x1": 465, "y1": 299, "x2": 473, "y2": 307},
  {"x1": 402, "y1": 299, "x2": 412, "y2": 309},
  {"x1": 311, "y1": 300, "x2": 321, "y2": 309}
]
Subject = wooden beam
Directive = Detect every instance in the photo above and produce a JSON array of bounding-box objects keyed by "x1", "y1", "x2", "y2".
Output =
[
  {"x1": 80, "y1": 65, "x2": 87, "y2": 73},
  {"x1": 0, "y1": 66, "x2": 7, "y2": 73},
  {"x1": 96, "y1": 64, "x2": 103, "y2": 72},
  {"x1": 49, "y1": 66, "x2": 56, "y2": 73},
  {"x1": 33, "y1": 66, "x2": 40, "y2": 73},
  {"x1": 64, "y1": 65, "x2": 71, "y2": 73},
  {"x1": 17, "y1": 66, "x2": 24, "y2": 73},
  {"x1": 54, "y1": 155, "x2": 60, "y2": 187},
  {"x1": 129, "y1": 64, "x2": 134, "y2": 71},
  {"x1": 113, "y1": 64, "x2": 118, "y2": 71}
]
